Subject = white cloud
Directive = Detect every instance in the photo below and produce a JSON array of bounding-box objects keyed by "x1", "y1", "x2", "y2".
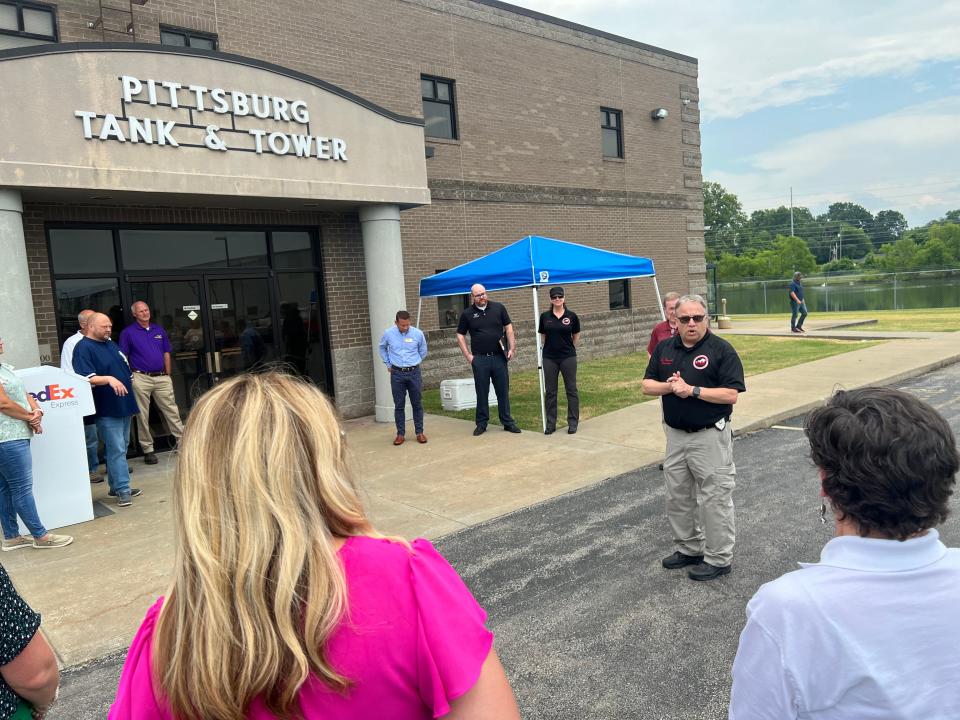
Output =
[{"x1": 708, "y1": 98, "x2": 960, "y2": 224}]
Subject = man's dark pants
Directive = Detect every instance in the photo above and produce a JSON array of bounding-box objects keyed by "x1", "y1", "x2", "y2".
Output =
[
  {"x1": 391, "y1": 366, "x2": 424, "y2": 436},
  {"x1": 472, "y1": 353, "x2": 514, "y2": 429},
  {"x1": 543, "y1": 356, "x2": 579, "y2": 430}
]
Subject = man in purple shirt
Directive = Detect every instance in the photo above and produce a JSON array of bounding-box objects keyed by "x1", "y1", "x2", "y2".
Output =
[{"x1": 118, "y1": 301, "x2": 184, "y2": 465}]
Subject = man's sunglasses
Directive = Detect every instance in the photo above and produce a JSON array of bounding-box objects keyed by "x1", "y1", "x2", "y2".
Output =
[{"x1": 677, "y1": 315, "x2": 706, "y2": 324}]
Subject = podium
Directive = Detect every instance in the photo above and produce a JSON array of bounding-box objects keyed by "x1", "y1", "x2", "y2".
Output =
[{"x1": 13, "y1": 365, "x2": 96, "y2": 531}]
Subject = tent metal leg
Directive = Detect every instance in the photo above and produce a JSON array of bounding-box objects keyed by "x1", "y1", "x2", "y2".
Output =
[
  {"x1": 533, "y1": 287, "x2": 546, "y2": 433},
  {"x1": 652, "y1": 275, "x2": 666, "y2": 321},
  {"x1": 416, "y1": 297, "x2": 423, "y2": 327}
]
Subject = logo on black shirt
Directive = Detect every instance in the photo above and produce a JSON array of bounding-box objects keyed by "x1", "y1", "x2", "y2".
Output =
[
  {"x1": 561, "y1": 317, "x2": 571, "y2": 325},
  {"x1": 693, "y1": 354, "x2": 709, "y2": 370}
]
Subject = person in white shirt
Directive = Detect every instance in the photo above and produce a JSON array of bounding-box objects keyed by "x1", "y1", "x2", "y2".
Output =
[
  {"x1": 729, "y1": 386, "x2": 960, "y2": 719},
  {"x1": 60, "y1": 309, "x2": 102, "y2": 483}
]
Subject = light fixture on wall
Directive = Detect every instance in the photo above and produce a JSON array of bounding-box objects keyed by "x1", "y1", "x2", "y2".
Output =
[{"x1": 651, "y1": 108, "x2": 668, "y2": 120}]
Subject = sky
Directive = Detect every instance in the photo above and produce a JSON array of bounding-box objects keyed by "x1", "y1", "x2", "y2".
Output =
[{"x1": 505, "y1": 0, "x2": 960, "y2": 229}]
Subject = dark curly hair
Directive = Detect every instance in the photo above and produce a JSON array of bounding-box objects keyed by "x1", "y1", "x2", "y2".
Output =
[{"x1": 805, "y1": 386, "x2": 958, "y2": 540}]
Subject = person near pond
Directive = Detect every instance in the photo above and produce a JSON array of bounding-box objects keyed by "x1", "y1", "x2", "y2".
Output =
[
  {"x1": 789, "y1": 271, "x2": 808, "y2": 334},
  {"x1": 378, "y1": 310, "x2": 428, "y2": 446},
  {"x1": 119, "y1": 301, "x2": 184, "y2": 466},
  {"x1": 538, "y1": 286, "x2": 580, "y2": 435},
  {"x1": 73, "y1": 313, "x2": 141, "y2": 507},
  {"x1": 642, "y1": 294, "x2": 746, "y2": 582},
  {"x1": 456, "y1": 284, "x2": 521, "y2": 436},
  {"x1": 108, "y1": 372, "x2": 521, "y2": 720},
  {"x1": 729, "y1": 387, "x2": 960, "y2": 718},
  {"x1": 0, "y1": 336, "x2": 74, "y2": 551},
  {"x1": 60, "y1": 308, "x2": 103, "y2": 485},
  {"x1": 0, "y1": 564, "x2": 60, "y2": 718},
  {"x1": 647, "y1": 291, "x2": 680, "y2": 355}
]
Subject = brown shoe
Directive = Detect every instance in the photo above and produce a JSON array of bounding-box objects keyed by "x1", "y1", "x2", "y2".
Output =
[
  {"x1": 393, "y1": 434, "x2": 404, "y2": 446},
  {"x1": 416, "y1": 433, "x2": 428, "y2": 444}
]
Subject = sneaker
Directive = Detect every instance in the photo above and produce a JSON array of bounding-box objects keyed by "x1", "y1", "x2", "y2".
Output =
[
  {"x1": 688, "y1": 562, "x2": 732, "y2": 581},
  {"x1": 2, "y1": 536, "x2": 33, "y2": 552},
  {"x1": 32, "y1": 533, "x2": 74, "y2": 549},
  {"x1": 108, "y1": 487, "x2": 142, "y2": 498},
  {"x1": 143, "y1": 452, "x2": 159, "y2": 465},
  {"x1": 661, "y1": 551, "x2": 704, "y2": 569},
  {"x1": 117, "y1": 493, "x2": 133, "y2": 507},
  {"x1": 89, "y1": 472, "x2": 104, "y2": 484}
]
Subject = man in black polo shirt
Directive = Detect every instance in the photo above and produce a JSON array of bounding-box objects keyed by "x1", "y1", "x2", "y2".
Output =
[
  {"x1": 642, "y1": 294, "x2": 745, "y2": 581},
  {"x1": 456, "y1": 283, "x2": 521, "y2": 436}
]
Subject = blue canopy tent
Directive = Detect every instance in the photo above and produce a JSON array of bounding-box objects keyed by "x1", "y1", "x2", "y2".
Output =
[{"x1": 417, "y1": 235, "x2": 665, "y2": 432}]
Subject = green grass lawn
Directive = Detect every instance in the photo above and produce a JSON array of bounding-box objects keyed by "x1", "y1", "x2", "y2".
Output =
[
  {"x1": 421, "y1": 335, "x2": 881, "y2": 431},
  {"x1": 733, "y1": 307, "x2": 960, "y2": 332}
]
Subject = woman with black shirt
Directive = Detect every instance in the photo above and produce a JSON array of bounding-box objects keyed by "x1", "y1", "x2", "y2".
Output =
[{"x1": 538, "y1": 287, "x2": 581, "y2": 434}]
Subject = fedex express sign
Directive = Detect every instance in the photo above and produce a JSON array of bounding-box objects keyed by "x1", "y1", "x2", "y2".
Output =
[{"x1": 30, "y1": 384, "x2": 79, "y2": 409}]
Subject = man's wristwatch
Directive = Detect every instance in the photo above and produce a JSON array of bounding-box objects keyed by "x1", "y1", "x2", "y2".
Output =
[{"x1": 692, "y1": 386, "x2": 701, "y2": 398}]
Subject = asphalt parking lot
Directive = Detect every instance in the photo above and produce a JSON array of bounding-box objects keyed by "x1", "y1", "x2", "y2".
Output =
[{"x1": 51, "y1": 365, "x2": 960, "y2": 719}]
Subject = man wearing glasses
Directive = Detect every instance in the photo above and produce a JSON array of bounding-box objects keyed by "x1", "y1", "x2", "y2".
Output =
[
  {"x1": 642, "y1": 294, "x2": 745, "y2": 581},
  {"x1": 456, "y1": 283, "x2": 521, "y2": 436}
]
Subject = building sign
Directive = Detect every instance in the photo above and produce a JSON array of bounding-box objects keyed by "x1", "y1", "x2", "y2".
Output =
[{"x1": 74, "y1": 75, "x2": 348, "y2": 161}]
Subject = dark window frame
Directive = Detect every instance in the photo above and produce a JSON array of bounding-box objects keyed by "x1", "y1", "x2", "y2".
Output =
[
  {"x1": 609, "y1": 279, "x2": 630, "y2": 310},
  {"x1": 421, "y1": 75, "x2": 458, "y2": 140},
  {"x1": 601, "y1": 107, "x2": 624, "y2": 159},
  {"x1": 0, "y1": 0, "x2": 58, "y2": 42},
  {"x1": 434, "y1": 269, "x2": 470, "y2": 328},
  {"x1": 159, "y1": 24, "x2": 218, "y2": 50}
]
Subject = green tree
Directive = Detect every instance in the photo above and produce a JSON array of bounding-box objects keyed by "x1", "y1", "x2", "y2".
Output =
[
  {"x1": 820, "y1": 202, "x2": 874, "y2": 231},
  {"x1": 875, "y1": 237, "x2": 919, "y2": 272},
  {"x1": 871, "y1": 210, "x2": 908, "y2": 248},
  {"x1": 832, "y1": 224, "x2": 871, "y2": 260},
  {"x1": 703, "y1": 181, "x2": 748, "y2": 256},
  {"x1": 772, "y1": 234, "x2": 817, "y2": 277}
]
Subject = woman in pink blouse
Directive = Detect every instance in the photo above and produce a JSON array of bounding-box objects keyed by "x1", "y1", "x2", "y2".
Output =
[{"x1": 109, "y1": 372, "x2": 519, "y2": 720}]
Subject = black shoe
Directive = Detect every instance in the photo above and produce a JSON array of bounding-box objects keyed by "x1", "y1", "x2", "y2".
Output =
[
  {"x1": 108, "y1": 487, "x2": 143, "y2": 498},
  {"x1": 661, "y1": 551, "x2": 704, "y2": 569},
  {"x1": 688, "y1": 562, "x2": 732, "y2": 581},
  {"x1": 544, "y1": 427, "x2": 555, "y2": 435},
  {"x1": 143, "y1": 452, "x2": 158, "y2": 465},
  {"x1": 473, "y1": 426, "x2": 486, "y2": 436},
  {"x1": 504, "y1": 424, "x2": 521, "y2": 433},
  {"x1": 567, "y1": 426, "x2": 577, "y2": 435}
]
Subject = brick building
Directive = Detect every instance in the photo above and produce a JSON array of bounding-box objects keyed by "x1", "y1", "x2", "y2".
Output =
[{"x1": 0, "y1": 0, "x2": 703, "y2": 425}]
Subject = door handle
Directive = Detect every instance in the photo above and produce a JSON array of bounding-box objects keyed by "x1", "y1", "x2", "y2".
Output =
[
  {"x1": 214, "y1": 352, "x2": 222, "y2": 373},
  {"x1": 205, "y1": 352, "x2": 213, "y2": 374}
]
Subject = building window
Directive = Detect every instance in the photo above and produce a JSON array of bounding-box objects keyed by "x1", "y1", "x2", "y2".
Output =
[
  {"x1": 601, "y1": 108, "x2": 623, "y2": 158},
  {"x1": 609, "y1": 279, "x2": 630, "y2": 310},
  {"x1": 160, "y1": 25, "x2": 218, "y2": 50},
  {"x1": 421, "y1": 76, "x2": 457, "y2": 140},
  {"x1": 0, "y1": 0, "x2": 58, "y2": 46}
]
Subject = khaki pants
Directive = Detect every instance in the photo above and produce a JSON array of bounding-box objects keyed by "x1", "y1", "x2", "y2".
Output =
[
  {"x1": 132, "y1": 373, "x2": 184, "y2": 454},
  {"x1": 662, "y1": 423, "x2": 736, "y2": 567}
]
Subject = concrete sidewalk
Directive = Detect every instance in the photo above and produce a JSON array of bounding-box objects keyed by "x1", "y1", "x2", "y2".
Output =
[{"x1": 4, "y1": 322, "x2": 960, "y2": 669}]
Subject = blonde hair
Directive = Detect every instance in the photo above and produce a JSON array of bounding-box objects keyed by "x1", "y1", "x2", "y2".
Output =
[{"x1": 154, "y1": 371, "x2": 373, "y2": 720}]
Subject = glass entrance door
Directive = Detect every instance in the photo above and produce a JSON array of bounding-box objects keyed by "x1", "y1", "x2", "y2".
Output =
[{"x1": 128, "y1": 275, "x2": 275, "y2": 410}]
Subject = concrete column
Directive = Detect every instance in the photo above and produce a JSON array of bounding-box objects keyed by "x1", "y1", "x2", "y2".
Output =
[
  {"x1": 0, "y1": 190, "x2": 41, "y2": 369},
  {"x1": 360, "y1": 204, "x2": 406, "y2": 423}
]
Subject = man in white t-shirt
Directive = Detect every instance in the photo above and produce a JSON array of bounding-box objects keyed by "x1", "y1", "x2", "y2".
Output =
[{"x1": 60, "y1": 309, "x2": 101, "y2": 483}]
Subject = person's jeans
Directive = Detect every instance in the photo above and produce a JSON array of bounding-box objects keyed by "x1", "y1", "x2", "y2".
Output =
[
  {"x1": 0, "y1": 439, "x2": 47, "y2": 539},
  {"x1": 543, "y1": 356, "x2": 579, "y2": 430},
  {"x1": 391, "y1": 367, "x2": 424, "y2": 435},
  {"x1": 84, "y1": 422, "x2": 100, "y2": 472},
  {"x1": 790, "y1": 299, "x2": 808, "y2": 330},
  {"x1": 472, "y1": 353, "x2": 514, "y2": 428},
  {"x1": 96, "y1": 415, "x2": 132, "y2": 497}
]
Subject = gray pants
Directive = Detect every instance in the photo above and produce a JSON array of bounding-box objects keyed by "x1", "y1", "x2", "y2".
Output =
[
  {"x1": 662, "y1": 423, "x2": 736, "y2": 567},
  {"x1": 543, "y1": 356, "x2": 579, "y2": 430}
]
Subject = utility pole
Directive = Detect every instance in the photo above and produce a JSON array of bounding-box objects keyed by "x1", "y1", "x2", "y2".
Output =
[
  {"x1": 837, "y1": 227, "x2": 842, "y2": 259},
  {"x1": 790, "y1": 186, "x2": 794, "y2": 237}
]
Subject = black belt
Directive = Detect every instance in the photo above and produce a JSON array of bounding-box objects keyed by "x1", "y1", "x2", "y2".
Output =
[
  {"x1": 475, "y1": 351, "x2": 500, "y2": 356},
  {"x1": 133, "y1": 370, "x2": 165, "y2": 377},
  {"x1": 670, "y1": 418, "x2": 729, "y2": 433},
  {"x1": 391, "y1": 365, "x2": 419, "y2": 372}
]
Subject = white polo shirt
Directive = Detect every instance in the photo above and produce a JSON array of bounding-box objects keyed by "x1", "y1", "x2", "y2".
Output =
[
  {"x1": 60, "y1": 331, "x2": 84, "y2": 373},
  {"x1": 730, "y1": 529, "x2": 960, "y2": 719}
]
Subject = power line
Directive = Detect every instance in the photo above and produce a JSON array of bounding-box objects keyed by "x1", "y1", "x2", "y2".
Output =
[{"x1": 723, "y1": 179, "x2": 960, "y2": 206}]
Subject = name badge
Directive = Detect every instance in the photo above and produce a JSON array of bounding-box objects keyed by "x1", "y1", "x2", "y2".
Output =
[{"x1": 404, "y1": 337, "x2": 413, "y2": 343}]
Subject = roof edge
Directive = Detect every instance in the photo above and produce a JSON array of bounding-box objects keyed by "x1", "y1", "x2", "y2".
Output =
[{"x1": 473, "y1": 0, "x2": 698, "y2": 65}]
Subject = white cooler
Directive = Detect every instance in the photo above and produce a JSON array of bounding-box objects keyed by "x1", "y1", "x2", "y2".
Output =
[{"x1": 440, "y1": 378, "x2": 499, "y2": 411}]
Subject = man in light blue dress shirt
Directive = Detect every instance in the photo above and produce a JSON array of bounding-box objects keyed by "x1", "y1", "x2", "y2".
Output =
[{"x1": 378, "y1": 310, "x2": 428, "y2": 446}]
